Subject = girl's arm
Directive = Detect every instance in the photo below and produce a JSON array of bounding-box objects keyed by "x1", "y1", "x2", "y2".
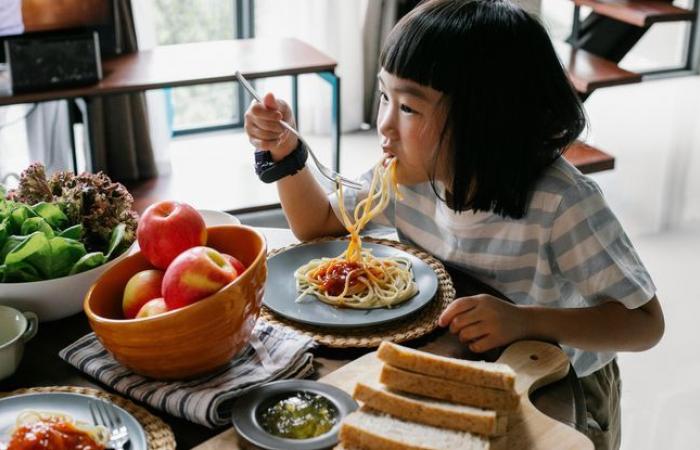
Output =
[
  {"x1": 439, "y1": 295, "x2": 665, "y2": 354},
  {"x1": 244, "y1": 93, "x2": 345, "y2": 241},
  {"x1": 524, "y1": 295, "x2": 664, "y2": 352},
  {"x1": 275, "y1": 167, "x2": 346, "y2": 241}
]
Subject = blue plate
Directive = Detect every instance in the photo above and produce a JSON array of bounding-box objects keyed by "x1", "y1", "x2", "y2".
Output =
[
  {"x1": 0, "y1": 392, "x2": 148, "y2": 450},
  {"x1": 264, "y1": 240, "x2": 438, "y2": 328}
]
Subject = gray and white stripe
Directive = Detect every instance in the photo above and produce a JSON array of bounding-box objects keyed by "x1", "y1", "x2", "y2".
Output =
[{"x1": 331, "y1": 157, "x2": 655, "y2": 377}]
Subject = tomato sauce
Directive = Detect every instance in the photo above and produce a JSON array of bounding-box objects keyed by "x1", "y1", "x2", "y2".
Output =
[
  {"x1": 319, "y1": 261, "x2": 363, "y2": 296},
  {"x1": 7, "y1": 419, "x2": 104, "y2": 450}
]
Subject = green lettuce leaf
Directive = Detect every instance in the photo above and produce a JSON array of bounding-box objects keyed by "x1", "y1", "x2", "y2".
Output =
[
  {"x1": 69, "y1": 252, "x2": 107, "y2": 275},
  {"x1": 32, "y1": 202, "x2": 69, "y2": 229},
  {"x1": 46, "y1": 236, "x2": 87, "y2": 278},
  {"x1": 0, "y1": 196, "x2": 11, "y2": 220},
  {"x1": 106, "y1": 223, "x2": 126, "y2": 259},
  {"x1": 0, "y1": 234, "x2": 29, "y2": 262},
  {"x1": 20, "y1": 217, "x2": 55, "y2": 238},
  {"x1": 10, "y1": 204, "x2": 37, "y2": 233},
  {"x1": 3, "y1": 232, "x2": 87, "y2": 279},
  {"x1": 58, "y1": 224, "x2": 83, "y2": 240},
  {"x1": 4, "y1": 232, "x2": 51, "y2": 276},
  {"x1": 0, "y1": 217, "x2": 9, "y2": 250},
  {"x1": 0, "y1": 261, "x2": 43, "y2": 282}
]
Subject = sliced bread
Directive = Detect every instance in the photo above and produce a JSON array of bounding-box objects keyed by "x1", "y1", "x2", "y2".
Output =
[
  {"x1": 339, "y1": 408, "x2": 490, "y2": 450},
  {"x1": 353, "y1": 381, "x2": 506, "y2": 436},
  {"x1": 380, "y1": 364, "x2": 520, "y2": 411},
  {"x1": 377, "y1": 342, "x2": 515, "y2": 391}
]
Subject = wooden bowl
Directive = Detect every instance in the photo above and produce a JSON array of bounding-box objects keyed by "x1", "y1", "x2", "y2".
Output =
[{"x1": 84, "y1": 225, "x2": 267, "y2": 380}]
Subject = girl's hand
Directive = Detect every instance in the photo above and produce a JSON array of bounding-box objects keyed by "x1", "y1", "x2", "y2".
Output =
[
  {"x1": 438, "y1": 294, "x2": 529, "y2": 353},
  {"x1": 244, "y1": 92, "x2": 298, "y2": 161}
]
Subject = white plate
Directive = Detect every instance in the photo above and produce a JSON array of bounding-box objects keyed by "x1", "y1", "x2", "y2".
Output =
[{"x1": 198, "y1": 209, "x2": 241, "y2": 226}]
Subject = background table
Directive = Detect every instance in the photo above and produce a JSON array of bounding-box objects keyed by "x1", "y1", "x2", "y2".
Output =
[{"x1": 0, "y1": 38, "x2": 342, "y2": 174}]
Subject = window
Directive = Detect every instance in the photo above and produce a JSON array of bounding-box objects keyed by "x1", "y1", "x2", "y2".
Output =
[{"x1": 152, "y1": 0, "x2": 250, "y2": 134}]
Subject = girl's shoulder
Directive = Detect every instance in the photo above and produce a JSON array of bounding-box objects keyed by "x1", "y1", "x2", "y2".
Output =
[
  {"x1": 536, "y1": 157, "x2": 604, "y2": 198},
  {"x1": 533, "y1": 157, "x2": 610, "y2": 219}
]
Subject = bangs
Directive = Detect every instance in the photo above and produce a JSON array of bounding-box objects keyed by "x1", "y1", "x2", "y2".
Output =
[{"x1": 379, "y1": 1, "x2": 466, "y2": 93}]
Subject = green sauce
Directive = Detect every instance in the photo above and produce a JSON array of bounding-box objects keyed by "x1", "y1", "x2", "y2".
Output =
[{"x1": 259, "y1": 392, "x2": 338, "y2": 439}]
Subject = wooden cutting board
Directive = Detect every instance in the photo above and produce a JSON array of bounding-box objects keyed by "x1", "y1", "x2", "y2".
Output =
[{"x1": 194, "y1": 340, "x2": 593, "y2": 450}]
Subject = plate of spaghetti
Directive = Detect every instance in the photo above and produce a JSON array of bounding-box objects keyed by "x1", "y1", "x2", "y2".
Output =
[
  {"x1": 265, "y1": 240, "x2": 438, "y2": 328},
  {"x1": 0, "y1": 393, "x2": 147, "y2": 450},
  {"x1": 264, "y1": 159, "x2": 438, "y2": 328}
]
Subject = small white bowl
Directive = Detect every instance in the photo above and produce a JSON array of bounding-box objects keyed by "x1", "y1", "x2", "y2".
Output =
[
  {"x1": 198, "y1": 209, "x2": 241, "y2": 226},
  {"x1": 0, "y1": 243, "x2": 135, "y2": 322}
]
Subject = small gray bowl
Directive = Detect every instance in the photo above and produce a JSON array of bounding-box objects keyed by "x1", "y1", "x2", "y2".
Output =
[{"x1": 231, "y1": 380, "x2": 358, "y2": 450}]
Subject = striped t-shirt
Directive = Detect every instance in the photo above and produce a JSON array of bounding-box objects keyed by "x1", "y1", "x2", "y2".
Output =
[{"x1": 329, "y1": 157, "x2": 655, "y2": 377}]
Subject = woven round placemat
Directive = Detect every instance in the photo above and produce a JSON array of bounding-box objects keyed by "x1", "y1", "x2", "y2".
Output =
[
  {"x1": 261, "y1": 237, "x2": 455, "y2": 348},
  {"x1": 0, "y1": 386, "x2": 176, "y2": 450}
]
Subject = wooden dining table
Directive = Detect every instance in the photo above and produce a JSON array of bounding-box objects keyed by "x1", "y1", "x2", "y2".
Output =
[{"x1": 0, "y1": 227, "x2": 587, "y2": 449}]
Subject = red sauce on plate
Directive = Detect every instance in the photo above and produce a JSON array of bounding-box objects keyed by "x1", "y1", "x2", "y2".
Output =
[
  {"x1": 6, "y1": 418, "x2": 104, "y2": 450},
  {"x1": 319, "y1": 261, "x2": 363, "y2": 296}
]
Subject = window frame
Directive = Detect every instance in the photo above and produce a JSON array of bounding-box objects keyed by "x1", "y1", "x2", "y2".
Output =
[{"x1": 168, "y1": 0, "x2": 255, "y2": 137}]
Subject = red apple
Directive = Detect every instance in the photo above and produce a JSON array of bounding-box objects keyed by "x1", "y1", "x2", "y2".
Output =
[
  {"x1": 222, "y1": 254, "x2": 246, "y2": 275},
  {"x1": 162, "y1": 246, "x2": 238, "y2": 310},
  {"x1": 137, "y1": 201, "x2": 207, "y2": 269},
  {"x1": 136, "y1": 297, "x2": 168, "y2": 318},
  {"x1": 122, "y1": 269, "x2": 165, "y2": 319}
]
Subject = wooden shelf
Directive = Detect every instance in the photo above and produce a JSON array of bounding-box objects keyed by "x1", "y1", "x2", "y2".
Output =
[
  {"x1": 563, "y1": 141, "x2": 615, "y2": 174},
  {"x1": 554, "y1": 41, "x2": 642, "y2": 94},
  {"x1": 571, "y1": 0, "x2": 696, "y2": 28}
]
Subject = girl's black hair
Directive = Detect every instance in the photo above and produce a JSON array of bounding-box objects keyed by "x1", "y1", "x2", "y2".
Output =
[{"x1": 380, "y1": 0, "x2": 586, "y2": 219}]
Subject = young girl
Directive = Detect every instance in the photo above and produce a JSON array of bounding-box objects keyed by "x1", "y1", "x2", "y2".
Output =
[{"x1": 244, "y1": 1, "x2": 664, "y2": 448}]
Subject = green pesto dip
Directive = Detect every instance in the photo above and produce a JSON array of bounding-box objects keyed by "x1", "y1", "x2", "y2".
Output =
[{"x1": 259, "y1": 392, "x2": 338, "y2": 439}]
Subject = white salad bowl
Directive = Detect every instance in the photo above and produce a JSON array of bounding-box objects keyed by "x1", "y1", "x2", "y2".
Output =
[
  {"x1": 0, "y1": 242, "x2": 135, "y2": 322},
  {"x1": 197, "y1": 209, "x2": 241, "y2": 226}
]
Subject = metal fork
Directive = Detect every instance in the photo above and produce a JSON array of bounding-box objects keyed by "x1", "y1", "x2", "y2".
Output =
[
  {"x1": 235, "y1": 71, "x2": 363, "y2": 190},
  {"x1": 90, "y1": 400, "x2": 129, "y2": 450}
]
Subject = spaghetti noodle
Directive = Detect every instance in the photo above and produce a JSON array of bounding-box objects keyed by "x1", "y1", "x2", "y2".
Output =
[{"x1": 294, "y1": 159, "x2": 418, "y2": 309}]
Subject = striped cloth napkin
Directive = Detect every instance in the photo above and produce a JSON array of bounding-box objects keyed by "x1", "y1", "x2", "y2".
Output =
[{"x1": 59, "y1": 321, "x2": 315, "y2": 428}]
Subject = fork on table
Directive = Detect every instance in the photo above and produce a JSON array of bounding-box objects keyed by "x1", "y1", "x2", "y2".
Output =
[{"x1": 90, "y1": 399, "x2": 130, "y2": 450}]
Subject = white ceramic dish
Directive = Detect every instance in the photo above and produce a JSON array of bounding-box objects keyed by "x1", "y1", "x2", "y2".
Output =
[
  {"x1": 0, "y1": 306, "x2": 38, "y2": 381},
  {"x1": 0, "y1": 243, "x2": 135, "y2": 322},
  {"x1": 198, "y1": 209, "x2": 241, "y2": 226}
]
